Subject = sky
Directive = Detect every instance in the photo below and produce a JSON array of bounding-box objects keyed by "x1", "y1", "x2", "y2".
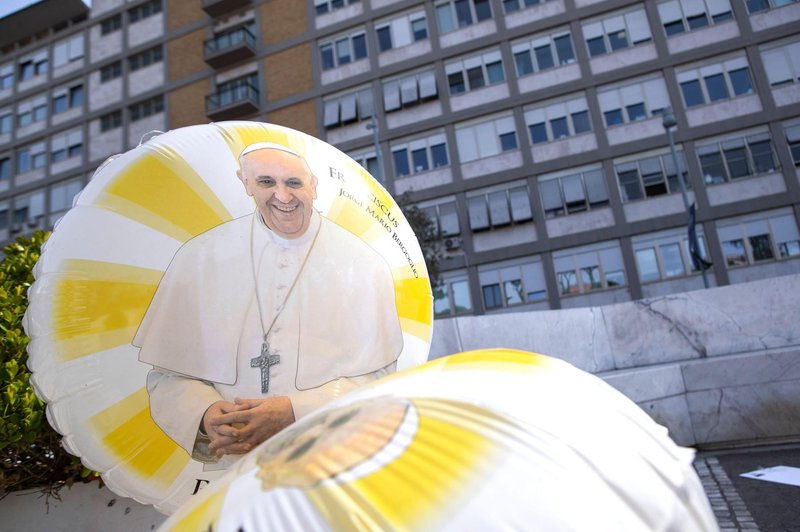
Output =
[{"x1": 0, "y1": 0, "x2": 91, "y2": 18}]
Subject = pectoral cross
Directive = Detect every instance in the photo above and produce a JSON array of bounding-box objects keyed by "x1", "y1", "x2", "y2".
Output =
[{"x1": 251, "y1": 337, "x2": 280, "y2": 393}]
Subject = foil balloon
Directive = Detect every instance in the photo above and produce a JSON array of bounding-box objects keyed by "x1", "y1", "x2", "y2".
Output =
[
  {"x1": 160, "y1": 349, "x2": 717, "y2": 531},
  {"x1": 23, "y1": 122, "x2": 433, "y2": 513}
]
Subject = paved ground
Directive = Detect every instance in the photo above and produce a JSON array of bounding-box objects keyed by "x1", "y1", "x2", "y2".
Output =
[{"x1": 694, "y1": 444, "x2": 800, "y2": 531}]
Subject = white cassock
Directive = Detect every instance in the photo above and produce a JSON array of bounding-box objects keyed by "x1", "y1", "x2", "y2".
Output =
[{"x1": 134, "y1": 211, "x2": 403, "y2": 463}]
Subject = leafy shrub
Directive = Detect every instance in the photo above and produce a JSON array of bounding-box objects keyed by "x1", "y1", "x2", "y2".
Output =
[{"x1": 0, "y1": 231, "x2": 96, "y2": 497}]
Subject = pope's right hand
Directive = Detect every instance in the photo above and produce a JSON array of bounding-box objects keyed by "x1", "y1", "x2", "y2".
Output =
[{"x1": 202, "y1": 400, "x2": 248, "y2": 454}]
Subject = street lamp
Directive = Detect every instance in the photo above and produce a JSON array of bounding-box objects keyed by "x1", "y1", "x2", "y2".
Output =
[
  {"x1": 662, "y1": 107, "x2": 710, "y2": 289},
  {"x1": 366, "y1": 114, "x2": 385, "y2": 184}
]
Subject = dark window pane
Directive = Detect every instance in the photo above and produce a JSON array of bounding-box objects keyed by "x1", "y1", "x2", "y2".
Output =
[
  {"x1": 412, "y1": 18, "x2": 428, "y2": 40},
  {"x1": 587, "y1": 36, "x2": 607, "y2": 57},
  {"x1": 448, "y1": 72, "x2": 466, "y2": 94},
  {"x1": 746, "y1": 0, "x2": 768, "y2": 12},
  {"x1": 729, "y1": 68, "x2": 753, "y2": 96},
  {"x1": 455, "y1": 0, "x2": 474, "y2": 27},
  {"x1": 554, "y1": 35, "x2": 575, "y2": 64},
  {"x1": 572, "y1": 111, "x2": 591, "y2": 134},
  {"x1": 529, "y1": 122, "x2": 548, "y2": 144},
  {"x1": 540, "y1": 179, "x2": 563, "y2": 217},
  {"x1": 514, "y1": 51, "x2": 534, "y2": 76},
  {"x1": 687, "y1": 13, "x2": 709, "y2": 29},
  {"x1": 664, "y1": 20, "x2": 685, "y2": 36},
  {"x1": 431, "y1": 143, "x2": 449, "y2": 167},
  {"x1": 482, "y1": 284, "x2": 503, "y2": 309},
  {"x1": 320, "y1": 45, "x2": 334, "y2": 70},
  {"x1": 377, "y1": 27, "x2": 392, "y2": 52},
  {"x1": 411, "y1": 148, "x2": 429, "y2": 172},
  {"x1": 724, "y1": 146, "x2": 751, "y2": 179},
  {"x1": 352, "y1": 34, "x2": 367, "y2": 60},
  {"x1": 466, "y1": 66, "x2": 485, "y2": 90},
  {"x1": 712, "y1": 11, "x2": 733, "y2": 22},
  {"x1": 486, "y1": 61, "x2": 504, "y2": 84},
  {"x1": 607, "y1": 30, "x2": 628, "y2": 51},
  {"x1": 558, "y1": 270, "x2": 578, "y2": 295},
  {"x1": 474, "y1": 0, "x2": 492, "y2": 21},
  {"x1": 503, "y1": 0, "x2": 520, "y2": 13},
  {"x1": 699, "y1": 152, "x2": 727, "y2": 184},
  {"x1": 393, "y1": 149, "x2": 410, "y2": 177},
  {"x1": 604, "y1": 109, "x2": 624, "y2": 126},
  {"x1": 749, "y1": 140, "x2": 776, "y2": 173},
  {"x1": 704, "y1": 73, "x2": 729, "y2": 102},
  {"x1": 723, "y1": 239, "x2": 747, "y2": 266},
  {"x1": 581, "y1": 266, "x2": 602, "y2": 290},
  {"x1": 551, "y1": 116, "x2": 569, "y2": 139},
  {"x1": 618, "y1": 169, "x2": 643, "y2": 201},
  {"x1": 626, "y1": 102, "x2": 646, "y2": 121},
  {"x1": 534, "y1": 45, "x2": 554, "y2": 70},
  {"x1": 499, "y1": 132, "x2": 518, "y2": 151},
  {"x1": 681, "y1": 79, "x2": 705, "y2": 107},
  {"x1": 749, "y1": 234, "x2": 774, "y2": 261}
]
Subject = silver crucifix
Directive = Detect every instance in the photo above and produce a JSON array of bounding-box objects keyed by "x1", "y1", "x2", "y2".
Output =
[{"x1": 251, "y1": 336, "x2": 280, "y2": 393}]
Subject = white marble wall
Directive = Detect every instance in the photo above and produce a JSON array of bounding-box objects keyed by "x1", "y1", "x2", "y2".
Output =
[{"x1": 429, "y1": 273, "x2": 800, "y2": 447}]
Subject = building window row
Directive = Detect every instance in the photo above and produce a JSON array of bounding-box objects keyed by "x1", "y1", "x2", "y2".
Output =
[
  {"x1": 540, "y1": 168, "x2": 609, "y2": 218},
  {"x1": 696, "y1": 131, "x2": 778, "y2": 184},
  {"x1": 582, "y1": 7, "x2": 652, "y2": 58},
  {"x1": 435, "y1": 0, "x2": 493, "y2": 34},
  {"x1": 719, "y1": 210, "x2": 800, "y2": 266},
  {"x1": 525, "y1": 96, "x2": 591, "y2": 144},
  {"x1": 320, "y1": 30, "x2": 367, "y2": 70},
  {"x1": 678, "y1": 57, "x2": 753, "y2": 108},
  {"x1": 467, "y1": 183, "x2": 533, "y2": 231},
  {"x1": 392, "y1": 132, "x2": 448, "y2": 177},
  {"x1": 745, "y1": 0, "x2": 799, "y2": 14},
  {"x1": 446, "y1": 49, "x2": 505, "y2": 95},
  {"x1": 315, "y1": 0, "x2": 359, "y2": 16},
  {"x1": 657, "y1": 0, "x2": 733, "y2": 37},
  {"x1": 376, "y1": 10, "x2": 428, "y2": 52},
  {"x1": 383, "y1": 70, "x2": 438, "y2": 113},
  {"x1": 129, "y1": 46, "x2": 163, "y2": 72},
  {"x1": 512, "y1": 29, "x2": 576, "y2": 78},
  {"x1": 128, "y1": 0, "x2": 162, "y2": 24}
]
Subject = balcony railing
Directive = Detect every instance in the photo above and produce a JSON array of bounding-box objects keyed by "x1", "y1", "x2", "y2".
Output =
[
  {"x1": 202, "y1": 0, "x2": 252, "y2": 18},
  {"x1": 206, "y1": 82, "x2": 259, "y2": 121},
  {"x1": 203, "y1": 26, "x2": 256, "y2": 68}
]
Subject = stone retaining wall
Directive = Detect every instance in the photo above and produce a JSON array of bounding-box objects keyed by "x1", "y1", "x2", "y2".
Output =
[{"x1": 429, "y1": 273, "x2": 800, "y2": 448}]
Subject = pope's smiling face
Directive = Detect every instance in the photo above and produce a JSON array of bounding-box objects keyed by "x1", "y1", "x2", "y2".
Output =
[{"x1": 237, "y1": 148, "x2": 318, "y2": 239}]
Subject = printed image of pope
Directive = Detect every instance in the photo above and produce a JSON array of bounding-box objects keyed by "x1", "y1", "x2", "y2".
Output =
[{"x1": 133, "y1": 142, "x2": 404, "y2": 467}]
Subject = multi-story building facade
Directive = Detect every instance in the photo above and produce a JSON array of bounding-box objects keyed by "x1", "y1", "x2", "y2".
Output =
[{"x1": 1, "y1": 0, "x2": 798, "y2": 317}]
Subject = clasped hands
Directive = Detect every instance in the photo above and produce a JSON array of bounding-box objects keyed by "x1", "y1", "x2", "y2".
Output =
[{"x1": 202, "y1": 396, "x2": 295, "y2": 456}]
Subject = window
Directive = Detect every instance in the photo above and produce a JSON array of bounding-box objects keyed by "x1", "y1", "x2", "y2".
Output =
[
  {"x1": 100, "y1": 61, "x2": 122, "y2": 82},
  {"x1": 539, "y1": 168, "x2": 609, "y2": 217},
  {"x1": 0, "y1": 64, "x2": 13, "y2": 90},
  {"x1": 761, "y1": 40, "x2": 800, "y2": 87},
  {"x1": 434, "y1": 273, "x2": 473, "y2": 317},
  {"x1": 678, "y1": 57, "x2": 754, "y2": 108},
  {"x1": 50, "y1": 178, "x2": 83, "y2": 212},
  {"x1": 511, "y1": 29, "x2": 575, "y2": 78},
  {"x1": 445, "y1": 49, "x2": 505, "y2": 95},
  {"x1": 129, "y1": 46, "x2": 163, "y2": 72},
  {"x1": 53, "y1": 35, "x2": 84, "y2": 68},
  {"x1": 206, "y1": 23, "x2": 256, "y2": 55},
  {"x1": 19, "y1": 51, "x2": 48, "y2": 81},
  {"x1": 210, "y1": 73, "x2": 258, "y2": 108},
  {"x1": 615, "y1": 151, "x2": 688, "y2": 202},
  {"x1": 786, "y1": 124, "x2": 800, "y2": 167},
  {"x1": 697, "y1": 131, "x2": 778, "y2": 184},
  {"x1": 455, "y1": 113, "x2": 518, "y2": 162},
  {"x1": 100, "y1": 110, "x2": 122, "y2": 132},
  {"x1": 436, "y1": 0, "x2": 493, "y2": 33},
  {"x1": 657, "y1": 0, "x2": 733, "y2": 37},
  {"x1": 745, "y1": 0, "x2": 799, "y2": 13},
  {"x1": 392, "y1": 132, "x2": 449, "y2": 178},
  {"x1": 598, "y1": 76, "x2": 671, "y2": 127},
  {"x1": 467, "y1": 183, "x2": 532, "y2": 231},
  {"x1": 524, "y1": 96, "x2": 592, "y2": 144},
  {"x1": 633, "y1": 229, "x2": 710, "y2": 282},
  {"x1": 13, "y1": 191, "x2": 46, "y2": 228},
  {"x1": 128, "y1": 0, "x2": 162, "y2": 23},
  {"x1": 375, "y1": 10, "x2": 428, "y2": 53},
  {"x1": 479, "y1": 260, "x2": 547, "y2": 310},
  {"x1": 52, "y1": 85, "x2": 83, "y2": 114},
  {"x1": 503, "y1": 0, "x2": 556, "y2": 13},
  {"x1": 315, "y1": 0, "x2": 360, "y2": 16},
  {"x1": 582, "y1": 8, "x2": 652, "y2": 58},
  {"x1": 421, "y1": 200, "x2": 461, "y2": 238},
  {"x1": 17, "y1": 96, "x2": 47, "y2": 127},
  {"x1": 51, "y1": 129, "x2": 83, "y2": 163},
  {"x1": 319, "y1": 31, "x2": 367, "y2": 70},
  {"x1": 718, "y1": 209, "x2": 800, "y2": 267},
  {"x1": 0, "y1": 112, "x2": 11, "y2": 134},
  {"x1": 554, "y1": 242, "x2": 626, "y2": 296},
  {"x1": 100, "y1": 14, "x2": 122, "y2": 35},
  {"x1": 0, "y1": 158, "x2": 10, "y2": 181},
  {"x1": 17, "y1": 143, "x2": 47, "y2": 173},
  {"x1": 323, "y1": 87, "x2": 373, "y2": 129},
  {"x1": 383, "y1": 70, "x2": 438, "y2": 112},
  {"x1": 129, "y1": 95, "x2": 164, "y2": 122}
]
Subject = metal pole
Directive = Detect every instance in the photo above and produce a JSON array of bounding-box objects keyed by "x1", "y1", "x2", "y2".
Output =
[
  {"x1": 662, "y1": 107, "x2": 710, "y2": 288},
  {"x1": 366, "y1": 114, "x2": 385, "y2": 184}
]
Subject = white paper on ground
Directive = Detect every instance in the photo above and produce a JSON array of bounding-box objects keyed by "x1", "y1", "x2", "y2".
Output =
[{"x1": 740, "y1": 466, "x2": 800, "y2": 487}]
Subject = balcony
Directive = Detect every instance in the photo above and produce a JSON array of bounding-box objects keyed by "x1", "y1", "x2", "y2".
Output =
[
  {"x1": 206, "y1": 82, "x2": 259, "y2": 121},
  {"x1": 204, "y1": 26, "x2": 256, "y2": 69},
  {"x1": 202, "y1": 0, "x2": 252, "y2": 18}
]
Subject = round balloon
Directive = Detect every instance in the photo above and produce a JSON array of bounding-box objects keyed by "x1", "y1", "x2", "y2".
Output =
[
  {"x1": 23, "y1": 121, "x2": 433, "y2": 513},
  {"x1": 159, "y1": 349, "x2": 716, "y2": 531}
]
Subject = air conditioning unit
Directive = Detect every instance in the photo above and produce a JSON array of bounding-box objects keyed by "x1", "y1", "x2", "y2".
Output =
[{"x1": 444, "y1": 236, "x2": 462, "y2": 251}]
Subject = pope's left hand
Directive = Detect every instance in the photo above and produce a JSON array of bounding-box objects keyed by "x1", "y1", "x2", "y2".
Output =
[{"x1": 208, "y1": 396, "x2": 295, "y2": 455}]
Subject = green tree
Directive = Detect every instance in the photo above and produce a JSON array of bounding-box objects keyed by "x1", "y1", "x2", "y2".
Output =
[
  {"x1": 396, "y1": 192, "x2": 442, "y2": 290},
  {"x1": 0, "y1": 231, "x2": 94, "y2": 498}
]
